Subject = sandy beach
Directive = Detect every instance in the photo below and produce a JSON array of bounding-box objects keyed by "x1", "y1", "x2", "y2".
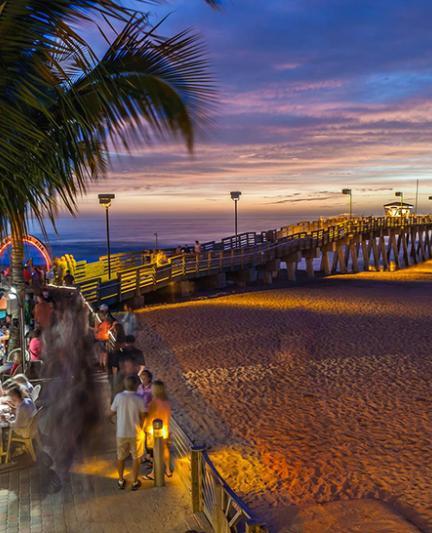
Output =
[{"x1": 136, "y1": 262, "x2": 432, "y2": 532}]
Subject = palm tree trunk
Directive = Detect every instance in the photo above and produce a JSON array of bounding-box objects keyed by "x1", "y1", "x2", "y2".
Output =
[{"x1": 9, "y1": 215, "x2": 25, "y2": 352}]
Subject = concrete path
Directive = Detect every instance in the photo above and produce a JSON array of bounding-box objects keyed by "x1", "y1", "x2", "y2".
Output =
[{"x1": 0, "y1": 380, "x2": 203, "y2": 533}]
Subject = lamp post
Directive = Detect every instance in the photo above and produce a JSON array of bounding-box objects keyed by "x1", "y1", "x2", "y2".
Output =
[
  {"x1": 395, "y1": 191, "x2": 403, "y2": 207},
  {"x1": 98, "y1": 193, "x2": 115, "y2": 279},
  {"x1": 230, "y1": 191, "x2": 241, "y2": 246},
  {"x1": 154, "y1": 232, "x2": 158, "y2": 250},
  {"x1": 342, "y1": 188, "x2": 352, "y2": 218}
]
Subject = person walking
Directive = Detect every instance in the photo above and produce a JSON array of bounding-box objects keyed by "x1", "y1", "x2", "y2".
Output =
[
  {"x1": 120, "y1": 304, "x2": 138, "y2": 337},
  {"x1": 110, "y1": 375, "x2": 147, "y2": 491},
  {"x1": 193, "y1": 240, "x2": 202, "y2": 255}
]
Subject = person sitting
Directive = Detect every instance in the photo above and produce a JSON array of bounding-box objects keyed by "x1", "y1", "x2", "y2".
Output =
[
  {"x1": 8, "y1": 385, "x2": 36, "y2": 437},
  {"x1": 110, "y1": 375, "x2": 147, "y2": 491},
  {"x1": 28, "y1": 329, "x2": 42, "y2": 361},
  {"x1": 11, "y1": 374, "x2": 34, "y2": 396},
  {"x1": 137, "y1": 369, "x2": 153, "y2": 410},
  {"x1": 145, "y1": 380, "x2": 172, "y2": 478},
  {"x1": 0, "y1": 324, "x2": 10, "y2": 356}
]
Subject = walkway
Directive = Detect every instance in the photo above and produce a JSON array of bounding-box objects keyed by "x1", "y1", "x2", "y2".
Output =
[{"x1": 0, "y1": 380, "x2": 202, "y2": 533}]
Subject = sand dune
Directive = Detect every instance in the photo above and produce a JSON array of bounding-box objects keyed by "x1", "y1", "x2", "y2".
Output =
[{"x1": 137, "y1": 262, "x2": 432, "y2": 532}]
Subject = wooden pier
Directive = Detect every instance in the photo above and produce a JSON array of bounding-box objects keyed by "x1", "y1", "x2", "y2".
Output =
[{"x1": 66, "y1": 215, "x2": 432, "y2": 307}]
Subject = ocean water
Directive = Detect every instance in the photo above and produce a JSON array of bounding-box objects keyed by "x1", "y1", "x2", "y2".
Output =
[{"x1": 1, "y1": 212, "x2": 315, "y2": 264}]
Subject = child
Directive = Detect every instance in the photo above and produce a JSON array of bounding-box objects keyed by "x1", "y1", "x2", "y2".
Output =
[
  {"x1": 137, "y1": 369, "x2": 153, "y2": 410},
  {"x1": 145, "y1": 380, "x2": 172, "y2": 478},
  {"x1": 110, "y1": 374, "x2": 147, "y2": 490}
]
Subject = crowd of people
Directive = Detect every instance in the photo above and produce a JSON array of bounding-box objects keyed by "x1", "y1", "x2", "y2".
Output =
[
  {"x1": 0, "y1": 258, "x2": 75, "y2": 289},
  {"x1": 94, "y1": 302, "x2": 172, "y2": 491},
  {"x1": 0, "y1": 249, "x2": 175, "y2": 485},
  {"x1": 0, "y1": 289, "x2": 53, "y2": 377}
]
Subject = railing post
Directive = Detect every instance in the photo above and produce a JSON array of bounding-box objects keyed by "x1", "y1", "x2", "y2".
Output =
[
  {"x1": 116, "y1": 273, "x2": 122, "y2": 304},
  {"x1": 153, "y1": 419, "x2": 165, "y2": 487},
  {"x1": 214, "y1": 481, "x2": 225, "y2": 533},
  {"x1": 135, "y1": 269, "x2": 141, "y2": 297},
  {"x1": 191, "y1": 445, "x2": 205, "y2": 513},
  {"x1": 96, "y1": 278, "x2": 101, "y2": 306}
]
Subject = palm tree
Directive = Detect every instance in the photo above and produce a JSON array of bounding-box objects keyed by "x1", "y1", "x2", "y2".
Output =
[{"x1": 0, "y1": 1, "x2": 215, "y2": 348}]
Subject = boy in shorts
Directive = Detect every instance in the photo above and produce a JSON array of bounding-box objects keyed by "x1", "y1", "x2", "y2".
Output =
[{"x1": 110, "y1": 374, "x2": 147, "y2": 490}]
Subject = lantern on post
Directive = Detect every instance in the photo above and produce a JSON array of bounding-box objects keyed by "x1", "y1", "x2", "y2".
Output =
[{"x1": 152, "y1": 418, "x2": 165, "y2": 487}]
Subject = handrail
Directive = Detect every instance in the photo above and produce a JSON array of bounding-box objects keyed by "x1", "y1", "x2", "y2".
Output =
[
  {"x1": 170, "y1": 418, "x2": 267, "y2": 532},
  {"x1": 70, "y1": 215, "x2": 432, "y2": 306}
]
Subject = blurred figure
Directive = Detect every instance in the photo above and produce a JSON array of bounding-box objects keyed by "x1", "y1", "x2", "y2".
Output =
[
  {"x1": 120, "y1": 304, "x2": 137, "y2": 337},
  {"x1": 194, "y1": 240, "x2": 202, "y2": 255},
  {"x1": 34, "y1": 294, "x2": 53, "y2": 330},
  {"x1": 107, "y1": 321, "x2": 125, "y2": 392}
]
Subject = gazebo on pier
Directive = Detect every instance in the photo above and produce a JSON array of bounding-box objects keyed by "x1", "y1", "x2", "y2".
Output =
[{"x1": 384, "y1": 201, "x2": 414, "y2": 217}]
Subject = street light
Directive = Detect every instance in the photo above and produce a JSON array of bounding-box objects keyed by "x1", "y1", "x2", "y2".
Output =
[
  {"x1": 342, "y1": 188, "x2": 352, "y2": 218},
  {"x1": 230, "y1": 191, "x2": 241, "y2": 246},
  {"x1": 395, "y1": 191, "x2": 403, "y2": 207},
  {"x1": 98, "y1": 193, "x2": 115, "y2": 279}
]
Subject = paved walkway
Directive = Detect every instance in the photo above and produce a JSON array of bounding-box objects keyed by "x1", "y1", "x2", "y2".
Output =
[{"x1": 0, "y1": 381, "x2": 203, "y2": 533}]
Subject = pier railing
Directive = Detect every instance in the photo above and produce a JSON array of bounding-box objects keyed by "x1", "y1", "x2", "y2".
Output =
[
  {"x1": 65, "y1": 215, "x2": 432, "y2": 305},
  {"x1": 170, "y1": 418, "x2": 268, "y2": 533}
]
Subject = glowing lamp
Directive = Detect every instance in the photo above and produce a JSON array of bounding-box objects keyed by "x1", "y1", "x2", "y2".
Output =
[
  {"x1": 152, "y1": 418, "x2": 164, "y2": 439},
  {"x1": 98, "y1": 193, "x2": 115, "y2": 208}
]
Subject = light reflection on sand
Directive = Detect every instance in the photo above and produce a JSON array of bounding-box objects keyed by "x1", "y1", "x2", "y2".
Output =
[{"x1": 137, "y1": 262, "x2": 432, "y2": 532}]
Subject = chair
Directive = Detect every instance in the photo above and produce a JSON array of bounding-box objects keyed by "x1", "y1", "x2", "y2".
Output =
[
  {"x1": 5, "y1": 406, "x2": 44, "y2": 463},
  {"x1": 31, "y1": 384, "x2": 41, "y2": 403}
]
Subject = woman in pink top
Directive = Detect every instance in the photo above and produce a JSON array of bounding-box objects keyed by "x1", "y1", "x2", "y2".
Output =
[{"x1": 28, "y1": 329, "x2": 42, "y2": 361}]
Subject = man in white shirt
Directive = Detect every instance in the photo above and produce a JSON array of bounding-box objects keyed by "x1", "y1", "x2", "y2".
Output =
[{"x1": 110, "y1": 374, "x2": 147, "y2": 490}]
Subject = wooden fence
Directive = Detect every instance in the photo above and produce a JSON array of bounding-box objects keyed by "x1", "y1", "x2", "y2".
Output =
[{"x1": 170, "y1": 418, "x2": 268, "y2": 533}]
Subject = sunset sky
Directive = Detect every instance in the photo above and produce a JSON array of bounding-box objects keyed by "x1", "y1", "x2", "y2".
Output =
[{"x1": 66, "y1": 0, "x2": 432, "y2": 237}]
